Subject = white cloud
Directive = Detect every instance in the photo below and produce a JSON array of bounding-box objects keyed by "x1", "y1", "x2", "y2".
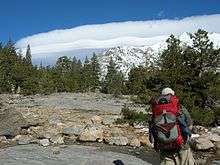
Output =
[{"x1": 16, "y1": 14, "x2": 220, "y2": 59}]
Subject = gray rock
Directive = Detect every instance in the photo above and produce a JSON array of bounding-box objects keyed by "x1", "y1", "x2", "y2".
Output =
[
  {"x1": 0, "y1": 108, "x2": 28, "y2": 136},
  {"x1": 64, "y1": 135, "x2": 77, "y2": 144},
  {"x1": 78, "y1": 125, "x2": 103, "y2": 142},
  {"x1": 14, "y1": 135, "x2": 33, "y2": 145},
  {"x1": 63, "y1": 125, "x2": 85, "y2": 136},
  {"x1": 91, "y1": 115, "x2": 103, "y2": 125},
  {"x1": 192, "y1": 126, "x2": 208, "y2": 135},
  {"x1": 0, "y1": 136, "x2": 9, "y2": 145},
  {"x1": 0, "y1": 136, "x2": 7, "y2": 142},
  {"x1": 209, "y1": 134, "x2": 220, "y2": 142},
  {"x1": 28, "y1": 126, "x2": 61, "y2": 139},
  {"x1": 211, "y1": 127, "x2": 220, "y2": 136},
  {"x1": 130, "y1": 138, "x2": 141, "y2": 147},
  {"x1": 138, "y1": 135, "x2": 151, "y2": 147},
  {"x1": 39, "y1": 139, "x2": 50, "y2": 147},
  {"x1": 27, "y1": 126, "x2": 45, "y2": 138},
  {"x1": 108, "y1": 127, "x2": 124, "y2": 137},
  {"x1": 43, "y1": 131, "x2": 57, "y2": 139},
  {"x1": 107, "y1": 136, "x2": 129, "y2": 146},
  {"x1": 192, "y1": 137, "x2": 215, "y2": 150},
  {"x1": 50, "y1": 134, "x2": 64, "y2": 145}
]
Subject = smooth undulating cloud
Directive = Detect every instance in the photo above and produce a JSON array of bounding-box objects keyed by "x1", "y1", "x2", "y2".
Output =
[{"x1": 16, "y1": 14, "x2": 220, "y2": 60}]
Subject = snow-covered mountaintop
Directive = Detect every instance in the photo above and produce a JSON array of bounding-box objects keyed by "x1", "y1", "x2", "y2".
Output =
[
  {"x1": 98, "y1": 45, "x2": 164, "y2": 78},
  {"x1": 98, "y1": 32, "x2": 220, "y2": 78}
]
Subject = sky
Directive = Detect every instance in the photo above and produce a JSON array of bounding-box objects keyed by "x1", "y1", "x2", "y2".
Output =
[{"x1": 1, "y1": 0, "x2": 220, "y2": 43}]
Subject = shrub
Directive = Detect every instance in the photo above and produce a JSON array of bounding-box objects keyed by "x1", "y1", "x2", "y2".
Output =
[
  {"x1": 214, "y1": 107, "x2": 220, "y2": 126},
  {"x1": 115, "y1": 105, "x2": 149, "y2": 126},
  {"x1": 190, "y1": 107, "x2": 215, "y2": 126}
]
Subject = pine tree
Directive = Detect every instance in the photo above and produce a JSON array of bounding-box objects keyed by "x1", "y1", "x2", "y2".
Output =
[
  {"x1": 102, "y1": 57, "x2": 125, "y2": 96},
  {"x1": 6, "y1": 37, "x2": 17, "y2": 56},
  {"x1": 127, "y1": 66, "x2": 149, "y2": 95},
  {"x1": 3, "y1": 39, "x2": 18, "y2": 93},
  {"x1": 77, "y1": 59, "x2": 82, "y2": 68},
  {"x1": 159, "y1": 34, "x2": 184, "y2": 89},
  {"x1": 81, "y1": 56, "x2": 93, "y2": 91},
  {"x1": 71, "y1": 56, "x2": 77, "y2": 70},
  {"x1": 184, "y1": 29, "x2": 220, "y2": 109},
  {"x1": 55, "y1": 56, "x2": 72, "y2": 92},
  {"x1": 25, "y1": 44, "x2": 32, "y2": 66},
  {"x1": 56, "y1": 56, "x2": 72, "y2": 73},
  {"x1": 90, "y1": 53, "x2": 100, "y2": 91}
]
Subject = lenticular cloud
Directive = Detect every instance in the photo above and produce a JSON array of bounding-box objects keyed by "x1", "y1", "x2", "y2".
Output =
[{"x1": 16, "y1": 14, "x2": 220, "y2": 59}]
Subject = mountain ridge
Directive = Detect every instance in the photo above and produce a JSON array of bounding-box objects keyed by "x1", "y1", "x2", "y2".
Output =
[{"x1": 98, "y1": 32, "x2": 220, "y2": 78}]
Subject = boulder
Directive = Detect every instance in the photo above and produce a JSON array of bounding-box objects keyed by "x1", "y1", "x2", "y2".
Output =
[
  {"x1": 138, "y1": 135, "x2": 151, "y2": 147},
  {"x1": 91, "y1": 115, "x2": 103, "y2": 125},
  {"x1": 107, "y1": 127, "x2": 124, "y2": 137},
  {"x1": 28, "y1": 126, "x2": 61, "y2": 139},
  {"x1": 192, "y1": 126, "x2": 208, "y2": 135},
  {"x1": 0, "y1": 136, "x2": 8, "y2": 146},
  {"x1": 50, "y1": 134, "x2": 64, "y2": 145},
  {"x1": 0, "y1": 136, "x2": 7, "y2": 142},
  {"x1": 64, "y1": 135, "x2": 77, "y2": 144},
  {"x1": 0, "y1": 109, "x2": 28, "y2": 136},
  {"x1": 28, "y1": 126, "x2": 45, "y2": 138},
  {"x1": 107, "y1": 136, "x2": 128, "y2": 146},
  {"x1": 19, "y1": 110, "x2": 43, "y2": 127},
  {"x1": 43, "y1": 131, "x2": 57, "y2": 139},
  {"x1": 78, "y1": 125, "x2": 103, "y2": 142},
  {"x1": 39, "y1": 139, "x2": 50, "y2": 147},
  {"x1": 208, "y1": 134, "x2": 220, "y2": 142},
  {"x1": 191, "y1": 134, "x2": 200, "y2": 138},
  {"x1": 130, "y1": 138, "x2": 141, "y2": 147},
  {"x1": 134, "y1": 127, "x2": 149, "y2": 134},
  {"x1": 14, "y1": 135, "x2": 33, "y2": 145},
  {"x1": 63, "y1": 125, "x2": 85, "y2": 136},
  {"x1": 192, "y1": 137, "x2": 215, "y2": 150},
  {"x1": 211, "y1": 127, "x2": 220, "y2": 136}
]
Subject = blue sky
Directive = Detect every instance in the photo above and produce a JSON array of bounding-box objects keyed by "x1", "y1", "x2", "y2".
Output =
[{"x1": 1, "y1": 0, "x2": 220, "y2": 43}]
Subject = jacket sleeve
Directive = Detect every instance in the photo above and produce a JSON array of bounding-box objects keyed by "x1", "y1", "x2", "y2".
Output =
[{"x1": 180, "y1": 105, "x2": 193, "y2": 126}]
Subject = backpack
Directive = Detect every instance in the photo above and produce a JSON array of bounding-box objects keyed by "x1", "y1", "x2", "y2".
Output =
[{"x1": 150, "y1": 94, "x2": 183, "y2": 150}]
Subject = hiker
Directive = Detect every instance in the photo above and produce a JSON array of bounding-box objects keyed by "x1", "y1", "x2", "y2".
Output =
[{"x1": 149, "y1": 87, "x2": 195, "y2": 165}]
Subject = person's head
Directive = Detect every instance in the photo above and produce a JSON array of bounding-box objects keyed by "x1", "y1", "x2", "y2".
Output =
[{"x1": 161, "y1": 87, "x2": 175, "y2": 95}]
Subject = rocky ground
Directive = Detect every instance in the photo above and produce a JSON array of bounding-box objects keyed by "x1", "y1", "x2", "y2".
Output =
[{"x1": 0, "y1": 93, "x2": 219, "y2": 165}]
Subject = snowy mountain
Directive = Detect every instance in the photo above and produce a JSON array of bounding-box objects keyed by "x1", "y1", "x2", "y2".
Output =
[
  {"x1": 98, "y1": 44, "x2": 164, "y2": 78},
  {"x1": 98, "y1": 32, "x2": 220, "y2": 78}
]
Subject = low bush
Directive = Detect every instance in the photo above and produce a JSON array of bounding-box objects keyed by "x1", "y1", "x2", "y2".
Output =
[
  {"x1": 115, "y1": 105, "x2": 149, "y2": 126},
  {"x1": 214, "y1": 107, "x2": 220, "y2": 126},
  {"x1": 190, "y1": 107, "x2": 215, "y2": 126}
]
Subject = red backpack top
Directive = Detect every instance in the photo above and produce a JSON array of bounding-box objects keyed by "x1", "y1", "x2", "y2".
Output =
[{"x1": 151, "y1": 95, "x2": 180, "y2": 117}]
